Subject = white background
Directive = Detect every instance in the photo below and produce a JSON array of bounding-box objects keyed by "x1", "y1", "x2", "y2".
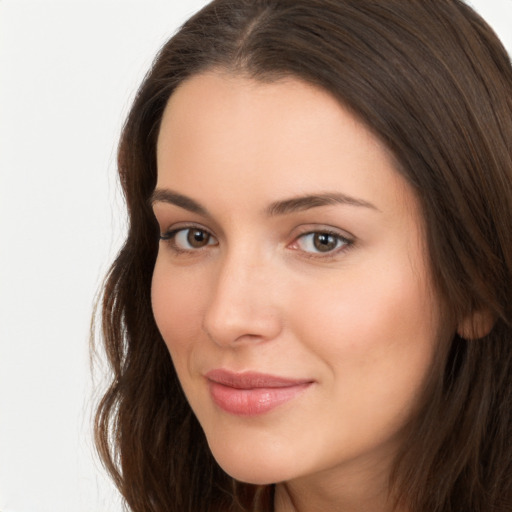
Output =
[{"x1": 0, "y1": 1, "x2": 510, "y2": 511}]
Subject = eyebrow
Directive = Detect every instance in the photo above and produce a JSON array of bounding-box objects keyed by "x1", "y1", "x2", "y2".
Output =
[
  {"x1": 150, "y1": 189, "x2": 210, "y2": 216},
  {"x1": 266, "y1": 192, "x2": 378, "y2": 216},
  {"x1": 150, "y1": 188, "x2": 378, "y2": 217}
]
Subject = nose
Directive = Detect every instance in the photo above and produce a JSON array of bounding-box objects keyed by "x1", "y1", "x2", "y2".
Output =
[{"x1": 202, "y1": 249, "x2": 283, "y2": 347}]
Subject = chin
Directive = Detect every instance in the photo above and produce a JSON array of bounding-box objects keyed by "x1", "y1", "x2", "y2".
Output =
[
  {"x1": 217, "y1": 462, "x2": 286, "y2": 486},
  {"x1": 207, "y1": 440, "x2": 297, "y2": 485}
]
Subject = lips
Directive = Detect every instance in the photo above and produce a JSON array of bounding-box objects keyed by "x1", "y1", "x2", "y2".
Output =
[{"x1": 205, "y1": 369, "x2": 313, "y2": 416}]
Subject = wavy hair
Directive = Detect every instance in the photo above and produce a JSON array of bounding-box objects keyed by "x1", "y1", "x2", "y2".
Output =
[{"x1": 93, "y1": 1, "x2": 512, "y2": 510}]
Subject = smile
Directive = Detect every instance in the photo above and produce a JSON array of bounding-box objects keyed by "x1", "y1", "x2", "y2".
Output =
[{"x1": 205, "y1": 369, "x2": 313, "y2": 416}]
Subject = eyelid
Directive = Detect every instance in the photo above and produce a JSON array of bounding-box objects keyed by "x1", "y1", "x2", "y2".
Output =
[{"x1": 159, "y1": 221, "x2": 212, "y2": 238}]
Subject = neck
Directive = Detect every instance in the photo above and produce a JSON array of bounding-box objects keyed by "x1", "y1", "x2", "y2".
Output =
[{"x1": 273, "y1": 458, "x2": 404, "y2": 512}]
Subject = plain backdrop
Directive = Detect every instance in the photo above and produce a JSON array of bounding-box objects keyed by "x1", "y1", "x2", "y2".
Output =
[{"x1": 0, "y1": 1, "x2": 511, "y2": 511}]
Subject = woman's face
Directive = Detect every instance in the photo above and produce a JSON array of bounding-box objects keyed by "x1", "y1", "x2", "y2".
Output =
[{"x1": 152, "y1": 72, "x2": 447, "y2": 487}]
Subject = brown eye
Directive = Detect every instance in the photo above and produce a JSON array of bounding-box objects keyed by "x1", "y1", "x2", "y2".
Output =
[
  {"x1": 160, "y1": 227, "x2": 217, "y2": 251},
  {"x1": 294, "y1": 230, "x2": 351, "y2": 255},
  {"x1": 187, "y1": 229, "x2": 211, "y2": 248},
  {"x1": 313, "y1": 233, "x2": 338, "y2": 252}
]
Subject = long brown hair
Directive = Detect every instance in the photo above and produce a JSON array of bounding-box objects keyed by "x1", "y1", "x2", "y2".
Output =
[{"x1": 93, "y1": 1, "x2": 512, "y2": 510}]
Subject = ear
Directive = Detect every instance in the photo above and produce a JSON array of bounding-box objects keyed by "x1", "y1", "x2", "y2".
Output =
[{"x1": 457, "y1": 309, "x2": 495, "y2": 340}]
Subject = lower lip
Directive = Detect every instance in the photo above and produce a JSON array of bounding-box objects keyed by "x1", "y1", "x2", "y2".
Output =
[{"x1": 208, "y1": 381, "x2": 311, "y2": 416}]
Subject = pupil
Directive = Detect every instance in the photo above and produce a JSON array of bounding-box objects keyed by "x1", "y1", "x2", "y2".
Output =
[
  {"x1": 188, "y1": 229, "x2": 209, "y2": 248},
  {"x1": 314, "y1": 233, "x2": 337, "y2": 252}
]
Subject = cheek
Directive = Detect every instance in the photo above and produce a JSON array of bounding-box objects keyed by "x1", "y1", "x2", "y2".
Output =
[
  {"x1": 290, "y1": 256, "x2": 439, "y2": 402},
  {"x1": 151, "y1": 257, "x2": 206, "y2": 356}
]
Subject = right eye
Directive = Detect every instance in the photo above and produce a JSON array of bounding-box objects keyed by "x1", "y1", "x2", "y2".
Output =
[{"x1": 160, "y1": 227, "x2": 217, "y2": 252}]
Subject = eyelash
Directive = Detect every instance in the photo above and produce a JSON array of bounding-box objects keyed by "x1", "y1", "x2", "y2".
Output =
[{"x1": 159, "y1": 226, "x2": 354, "y2": 258}]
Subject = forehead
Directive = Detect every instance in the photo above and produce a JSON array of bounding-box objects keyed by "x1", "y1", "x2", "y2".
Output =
[{"x1": 156, "y1": 71, "x2": 415, "y2": 216}]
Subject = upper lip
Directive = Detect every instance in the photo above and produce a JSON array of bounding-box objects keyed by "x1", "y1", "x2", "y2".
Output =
[{"x1": 205, "y1": 369, "x2": 313, "y2": 389}]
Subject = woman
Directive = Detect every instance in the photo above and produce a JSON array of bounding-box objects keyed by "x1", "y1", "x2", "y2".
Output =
[{"x1": 94, "y1": 1, "x2": 512, "y2": 511}]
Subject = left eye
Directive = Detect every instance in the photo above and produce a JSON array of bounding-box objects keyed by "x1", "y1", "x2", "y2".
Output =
[{"x1": 294, "y1": 231, "x2": 349, "y2": 254}]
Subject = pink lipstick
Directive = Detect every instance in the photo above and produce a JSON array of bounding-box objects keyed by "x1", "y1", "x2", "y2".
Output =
[{"x1": 205, "y1": 369, "x2": 312, "y2": 416}]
